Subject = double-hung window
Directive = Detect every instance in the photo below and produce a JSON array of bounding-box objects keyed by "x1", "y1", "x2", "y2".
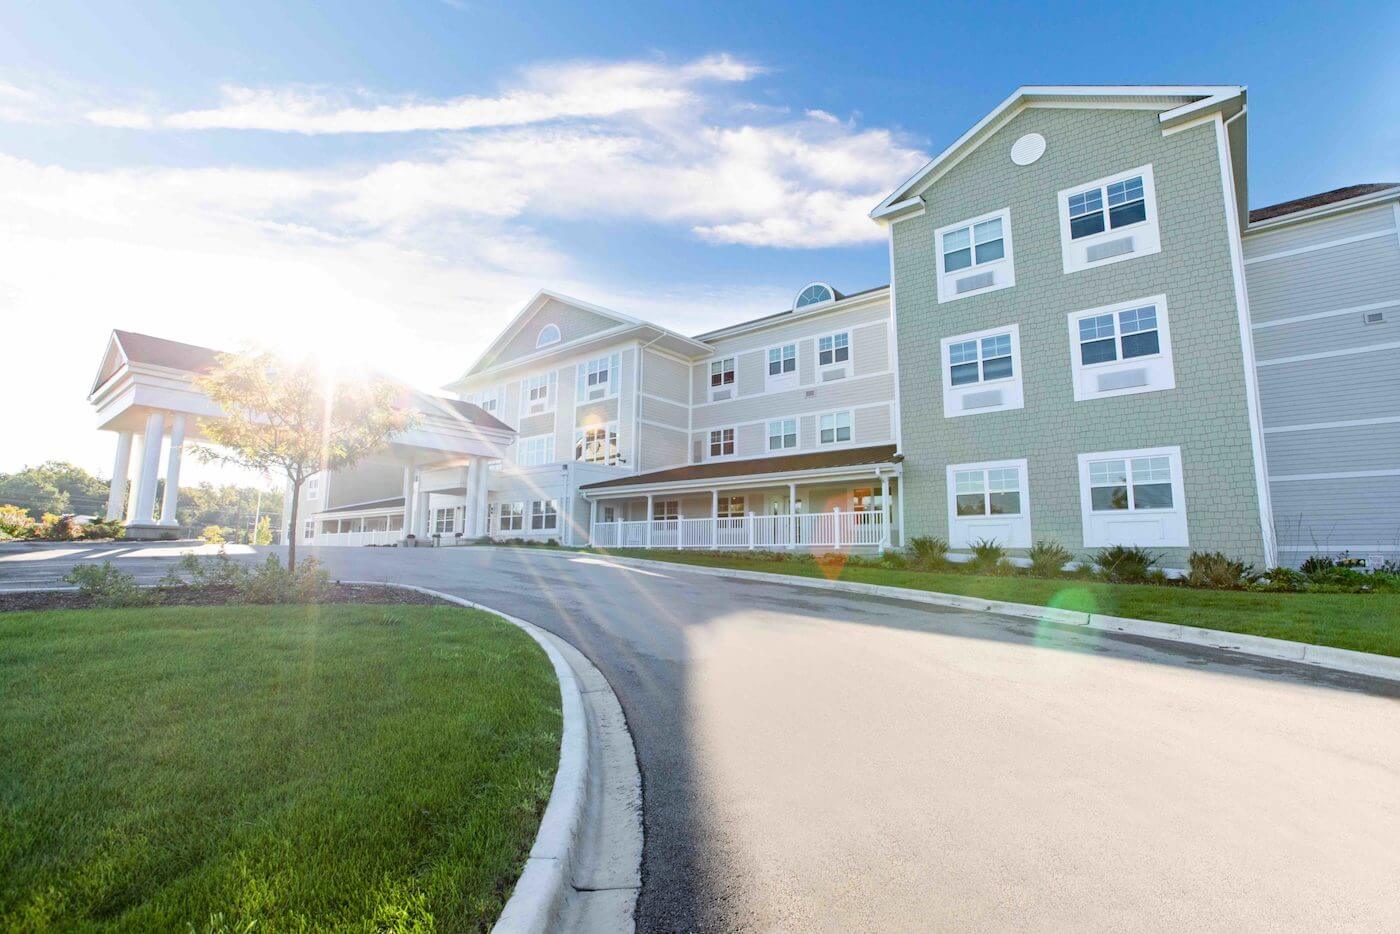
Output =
[
  {"x1": 575, "y1": 423, "x2": 621, "y2": 465},
  {"x1": 766, "y1": 343, "x2": 797, "y2": 390},
  {"x1": 1058, "y1": 165, "x2": 1160, "y2": 273},
  {"x1": 530, "y1": 499, "x2": 558, "y2": 531},
  {"x1": 578, "y1": 354, "x2": 619, "y2": 402},
  {"x1": 817, "y1": 331, "x2": 850, "y2": 378},
  {"x1": 1067, "y1": 295, "x2": 1174, "y2": 401},
  {"x1": 709, "y1": 427, "x2": 735, "y2": 458},
  {"x1": 819, "y1": 411, "x2": 852, "y2": 445},
  {"x1": 517, "y1": 434, "x2": 555, "y2": 467},
  {"x1": 474, "y1": 386, "x2": 501, "y2": 416},
  {"x1": 717, "y1": 495, "x2": 746, "y2": 519},
  {"x1": 934, "y1": 208, "x2": 1015, "y2": 302},
  {"x1": 652, "y1": 500, "x2": 679, "y2": 521},
  {"x1": 1077, "y1": 446, "x2": 1187, "y2": 547},
  {"x1": 303, "y1": 519, "x2": 314, "y2": 540},
  {"x1": 940, "y1": 324, "x2": 1023, "y2": 417},
  {"x1": 523, "y1": 372, "x2": 555, "y2": 414},
  {"x1": 709, "y1": 357, "x2": 736, "y2": 400},
  {"x1": 499, "y1": 502, "x2": 524, "y2": 531},
  {"x1": 945, "y1": 458, "x2": 1031, "y2": 548},
  {"x1": 767, "y1": 418, "x2": 797, "y2": 451},
  {"x1": 306, "y1": 475, "x2": 320, "y2": 500}
]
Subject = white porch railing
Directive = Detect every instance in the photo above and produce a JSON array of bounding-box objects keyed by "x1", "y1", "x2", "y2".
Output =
[
  {"x1": 590, "y1": 509, "x2": 886, "y2": 550},
  {"x1": 313, "y1": 529, "x2": 401, "y2": 547}
]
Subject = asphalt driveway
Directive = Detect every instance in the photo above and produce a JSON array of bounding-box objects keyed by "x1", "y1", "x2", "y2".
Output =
[{"x1": 4, "y1": 541, "x2": 1399, "y2": 931}]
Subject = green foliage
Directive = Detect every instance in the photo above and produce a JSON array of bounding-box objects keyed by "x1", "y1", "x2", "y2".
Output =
[
  {"x1": 37, "y1": 514, "x2": 78, "y2": 542},
  {"x1": 0, "y1": 461, "x2": 111, "y2": 519},
  {"x1": 165, "y1": 552, "x2": 331, "y2": 604},
  {"x1": 252, "y1": 515, "x2": 273, "y2": 545},
  {"x1": 1027, "y1": 540, "x2": 1073, "y2": 578},
  {"x1": 78, "y1": 517, "x2": 125, "y2": 540},
  {"x1": 176, "y1": 482, "x2": 283, "y2": 535},
  {"x1": 63, "y1": 562, "x2": 156, "y2": 607},
  {"x1": 880, "y1": 550, "x2": 909, "y2": 570},
  {"x1": 0, "y1": 504, "x2": 37, "y2": 539},
  {"x1": 1187, "y1": 551, "x2": 1257, "y2": 589},
  {"x1": 1094, "y1": 545, "x2": 1159, "y2": 583},
  {"x1": 1256, "y1": 566, "x2": 1306, "y2": 592},
  {"x1": 908, "y1": 535, "x2": 950, "y2": 570},
  {"x1": 200, "y1": 525, "x2": 227, "y2": 544},
  {"x1": 967, "y1": 538, "x2": 1006, "y2": 573},
  {"x1": 1299, "y1": 554, "x2": 1335, "y2": 575}
]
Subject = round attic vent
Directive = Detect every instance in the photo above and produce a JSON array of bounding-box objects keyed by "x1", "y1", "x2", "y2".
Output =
[{"x1": 1010, "y1": 133, "x2": 1046, "y2": 166}]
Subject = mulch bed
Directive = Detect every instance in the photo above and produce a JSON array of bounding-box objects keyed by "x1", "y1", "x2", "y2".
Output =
[{"x1": 0, "y1": 583, "x2": 450, "y2": 613}]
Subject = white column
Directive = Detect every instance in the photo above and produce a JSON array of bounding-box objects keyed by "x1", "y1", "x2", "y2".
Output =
[
  {"x1": 645, "y1": 494, "x2": 653, "y2": 548},
  {"x1": 880, "y1": 472, "x2": 892, "y2": 551},
  {"x1": 462, "y1": 459, "x2": 479, "y2": 537},
  {"x1": 788, "y1": 482, "x2": 797, "y2": 549},
  {"x1": 475, "y1": 459, "x2": 491, "y2": 537},
  {"x1": 133, "y1": 412, "x2": 166, "y2": 524},
  {"x1": 401, "y1": 466, "x2": 415, "y2": 541},
  {"x1": 711, "y1": 489, "x2": 719, "y2": 549},
  {"x1": 106, "y1": 431, "x2": 134, "y2": 520},
  {"x1": 158, "y1": 414, "x2": 186, "y2": 526},
  {"x1": 125, "y1": 435, "x2": 143, "y2": 523},
  {"x1": 589, "y1": 499, "x2": 598, "y2": 546}
]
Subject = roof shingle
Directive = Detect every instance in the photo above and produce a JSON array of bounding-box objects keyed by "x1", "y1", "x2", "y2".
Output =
[
  {"x1": 581, "y1": 444, "x2": 898, "y2": 491},
  {"x1": 1249, "y1": 183, "x2": 1399, "y2": 224}
]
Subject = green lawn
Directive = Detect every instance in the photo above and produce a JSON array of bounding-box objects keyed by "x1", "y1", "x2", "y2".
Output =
[
  {"x1": 0, "y1": 604, "x2": 561, "y2": 932},
  {"x1": 592, "y1": 548, "x2": 1400, "y2": 658}
]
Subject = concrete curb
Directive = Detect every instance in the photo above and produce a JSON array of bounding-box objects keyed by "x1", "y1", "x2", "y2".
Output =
[
  {"x1": 341, "y1": 580, "x2": 640, "y2": 933},
  {"x1": 486, "y1": 548, "x2": 1400, "y2": 685}
]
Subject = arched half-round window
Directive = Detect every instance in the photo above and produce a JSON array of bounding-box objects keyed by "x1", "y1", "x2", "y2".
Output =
[
  {"x1": 537, "y1": 324, "x2": 561, "y2": 348},
  {"x1": 794, "y1": 282, "x2": 836, "y2": 310}
]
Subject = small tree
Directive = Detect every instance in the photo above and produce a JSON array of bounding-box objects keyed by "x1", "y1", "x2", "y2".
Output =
[{"x1": 194, "y1": 351, "x2": 412, "y2": 569}]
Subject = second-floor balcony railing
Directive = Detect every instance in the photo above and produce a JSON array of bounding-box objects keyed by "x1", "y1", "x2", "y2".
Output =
[{"x1": 590, "y1": 509, "x2": 885, "y2": 550}]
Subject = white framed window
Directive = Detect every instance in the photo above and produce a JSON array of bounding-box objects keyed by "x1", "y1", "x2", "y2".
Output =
[
  {"x1": 306, "y1": 475, "x2": 320, "y2": 500},
  {"x1": 577, "y1": 353, "x2": 619, "y2": 402},
  {"x1": 601, "y1": 505, "x2": 617, "y2": 524},
  {"x1": 709, "y1": 356, "x2": 736, "y2": 401},
  {"x1": 472, "y1": 386, "x2": 502, "y2": 416},
  {"x1": 303, "y1": 519, "x2": 314, "y2": 540},
  {"x1": 709, "y1": 427, "x2": 735, "y2": 458},
  {"x1": 945, "y1": 459, "x2": 1031, "y2": 549},
  {"x1": 818, "y1": 411, "x2": 852, "y2": 445},
  {"x1": 499, "y1": 501, "x2": 524, "y2": 532},
  {"x1": 652, "y1": 499, "x2": 679, "y2": 521},
  {"x1": 766, "y1": 343, "x2": 797, "y2": 390},
  {"x1": 1058, "y1": 164, "x2": 1161, "y2": 273},
  {"x1": 431, "y1": 507, "x2": 456, "y2": 535},
  {"x1": 530, "y1": 499, "x2": 559, "y2": 531},
  {"x1": 388, "y1": 514, "x2": 404, "y2": 532},
  {"x1": 767, "y1": 418, "x2": 797, "y2": 451},
  {"x1": 940, "y1": 323, "x2": 1023, "y2": 418},
  {"x1": 575, "y1": 423, "x2": 622, "y2": 465},
  {"x1": 1077, "y1": 446, "x2": 1188, "y2": 547},
  {"x1": 517, "y1": 434, "x2": 555, "y2": 467},
  {"x1": 1066, "y1": 295, "x2": 1175, "y2": 401},
  {"x1": 817, "y1": 331, "x2": 851, "y2": 379},
  {"x1": 851, "y1": 487, "x2": 885, "y2": 513},
  {"x1": 523, "y1": 371, "x2": 556, "y2": 415},
  {"x1": 536, "y1": 324, "x2": 561, "y2": 348},
  {"x1": 934, "y1": 207, "x2": 1015, "y2": 302},
  {"x1": 717, "y1": 495, "x2": 746, "y2": 519}
]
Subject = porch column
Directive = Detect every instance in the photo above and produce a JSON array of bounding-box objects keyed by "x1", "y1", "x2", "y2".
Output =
[
  {"x1": 645, "y1": 494, "x2": 653, "y2": 548},
  {"x1": 106, "y1": 431, "x2": 133, "y2": 520},
  {"x1": 401, "y1": 466, "x2": 415, "y2": 542},
  {"x1": 132, "y1": 411, "x2": 165, "y2": 524},
  {"x1": 158, "y1": 414, "x2": 186, "y2": 527},
  {"x1": 880, "y1": 472, "x2": 892, "y2": 551},
  {"x1": 463, "y1": 459, "x2": 479, "y2": 536},
  {"x1": 589, "y1": 498, "x2": 597, "y2": 546},
  {"x1": 125, "y1": 436, "x2": 143, "y2": 523},
  {"x1": 711, "y1": 489, "x2": 718, "y2": 548},
  {"x1": 788, "y1": 482, "x2": 797, "y2": 550},
  {"x1": 475, "y1": 459, "x2": 491, "y2": 537}
]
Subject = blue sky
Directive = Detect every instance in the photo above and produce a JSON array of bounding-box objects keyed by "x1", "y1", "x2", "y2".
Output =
[{"x1": 2, "y1": 0, "x2": 1397, "y2": 480}]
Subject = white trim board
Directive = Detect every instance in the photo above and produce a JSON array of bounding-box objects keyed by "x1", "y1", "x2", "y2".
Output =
[
  {"x1": 1256, "y1": 341, "x2": 1400, "y2": 367},
  {"x1": 1264, "y1": 415, "x2": 1400, "y2": 434},
  {"x1": 1251, "y1": 299, "x2": 1400, "y2": 331},
  {"x1": 1242, "y1": 227, "x2": 1397, "y2": 265},
  {"x1": 1269, "y1": 468, "x2": 1400, "y2": 482}
]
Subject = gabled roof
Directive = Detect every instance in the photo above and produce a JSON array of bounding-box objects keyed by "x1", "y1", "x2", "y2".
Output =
[
  {"x1": 871, "y1": 85, "x2": 1247, "y2": 220},
  {"x1": 1248, "y1": 183, "x2": 1400, "y2": 225},
  {"x1": 412, "y1": 393, "x2": 514, "y2": 433},
  {"x1": 691, "y1": 284, "x2": 890, "y2": 342},
  {"x1": 91, "y1": 329, "x2": 226, "y2": 396},
  {"x1": 580, "y1": 444, "x2": 899, "y2": 491}
]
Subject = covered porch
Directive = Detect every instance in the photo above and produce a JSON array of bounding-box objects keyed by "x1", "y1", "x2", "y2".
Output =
[{"x1": 582, "y1": 445, "x2": 901, "y2": 552}]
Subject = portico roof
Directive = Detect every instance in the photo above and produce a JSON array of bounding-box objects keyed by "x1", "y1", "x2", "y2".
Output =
[{"x1": 580, "y1": 444, "x2": 899, "y2": 495}]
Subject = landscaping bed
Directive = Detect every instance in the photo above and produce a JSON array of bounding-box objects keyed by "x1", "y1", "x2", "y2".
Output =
[
  {"x1": 0, "y1": 581, "x2": 443, "y2": 613},
  {"x1": 0, "y1": 600, "x2": 562, "y2": 930}
]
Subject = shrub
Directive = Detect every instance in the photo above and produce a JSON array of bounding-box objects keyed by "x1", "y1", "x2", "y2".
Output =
[
  {"x1": 201, "y1": 525, "x2": 227, "y2": 545},
  {"x1": 1187, "y1": 551, "x2": 1257, "y2": 589},
  {"x1": 1255, "y1": 566, "x2": 1305, "y2": 592},
  {"x1": 0, "y1": 504, "x2": 37, "y2": 539},
  {"x1": 880, "y1": 550, "x2": 909, "y2": 570},
  {"x1": 1094, "y1": 545, "x2": 1159, "y2": 583},
  {"x1": 1299, "y1": 554, "x2": 1335, "y2": 576},
  {"x1": 908, "y1": 536, "x2": 949, "y2": 570},
  {"x1": 64, "y1": 562, "x2": 156, "y2": 607},
  {"x1": 1027, "y1": 540, "x2": 1073, "y2": 577},
  {"x1": 968, "y1": 538, "x2": 1006, "y2": 573},
  {"x1": 80, "y1": 517, "x2": 125, "y2": 540},
  {"x1": 38, "y1": 514, "x2": 79, "y2": 541}
]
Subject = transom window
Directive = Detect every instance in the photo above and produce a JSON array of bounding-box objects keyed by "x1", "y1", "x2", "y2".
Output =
[
  {"x1": 1078, "y1": 304, "x2": 1160, "y2": 365},
  {"x1": 709, "y1": 427, "x2": 735, "y2": 457},
  {"x1": 499, "y1": 502, "x2": 524, "y2": 531},
  {"x1": 536, "y1": 324, "x2": 561, "y2": 348},
  {"x1": 517, "y1": 434, "x2": 555, "y2": 467},
  {"x1": 819, "y1": 411, "x2": 852, "y2": 445},
  {"x1": 942, "y1": 217, "x2": 1005, "y2": 273},
  {"x1": 953, "y1": 466, "x2": 1022, "y2": 516},
  {"x1": 767, "y1": 343, "x2": 796, "y2": 377},
  {"x1": 818, "y1": 332, "x2": 850, "y2": 367},
  {"x1": 1069, "y1": 175, "x2": 1147, "y2": 240},
  {"x1": 576, "y1": 424, "x2": 621, "y2": 465},
  {"x1": 948, "y1": 332, "x2": 1013, "y2": 386},
  {"x1": 710, "y1": 357, "x2": 735, "y2": 389},
  {"x1": 717, "y1": 495, "x2": 746, "y2": 519},
  {"x1": 652, "y1": 499, "x2": 679, "y2": 521},
  {"x1": 530, "y1": 499, "x2": 558, "y2": 530},
  {"x1": 1089, "y1": 456, "x2": 1174, "y2": 512},
  {"x1": 794, "y1": 283, "x2": 835, "y2": 309},
  {"x1": 767, "y1": 418, "x2": 797, "y2": 451}
]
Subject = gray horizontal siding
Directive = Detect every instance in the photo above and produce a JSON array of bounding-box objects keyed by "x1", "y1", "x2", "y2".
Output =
[
  {"x1": 1254, "y1": 311, "x2": 1397, "y2": 361},
  {"x1": 853, "y1": 404, "x2": 892, "y2": 444},
  {"x1": 1243, "y1": 204, "x2": 1395, "y2": 260},
  {"x1": 1271, "y1": 476, "x2": 1400, "y2": 552},
  {"x1": 1266, "y1": 422, "x2": 1400, "y2": 475},
  {"x1": 1246, "y1": 236, "x2": 1400, "y2": 324},
  {"x1": 518, "y1": 411, "x2": 555, "y2": 438},
  {"x1": 735, "y1": 350, "x2": 765, "y2": 396},
  {"x1": 638, "y1": 423, "x2": 688, "y2": 471},
  {"x1": 852, "y1": 322, "x2": 889, "y2": 376},
  {"x1": 703, "y1": 300, "x2": 889, "y2": 356},
  {"x1": 691, "y1": 372, "x2": 896, "y2": 430},
  {"x1": 575, "y1": 396, "x2": 620, "y2": 428},
  {"x1": 1257, "y1": 346, "x2": 1400, "y2": 426},
  {"x1": 642, "y1": 350, "x2": 690, "y2": 403},
  {"x1": 640, "y1": 394, "x2": 688, "y2": 428}
]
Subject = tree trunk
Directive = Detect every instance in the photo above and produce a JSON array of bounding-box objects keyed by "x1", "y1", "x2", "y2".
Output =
[{"x1": 287, "y1": 479, "x2": 301, "y2": 570}]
